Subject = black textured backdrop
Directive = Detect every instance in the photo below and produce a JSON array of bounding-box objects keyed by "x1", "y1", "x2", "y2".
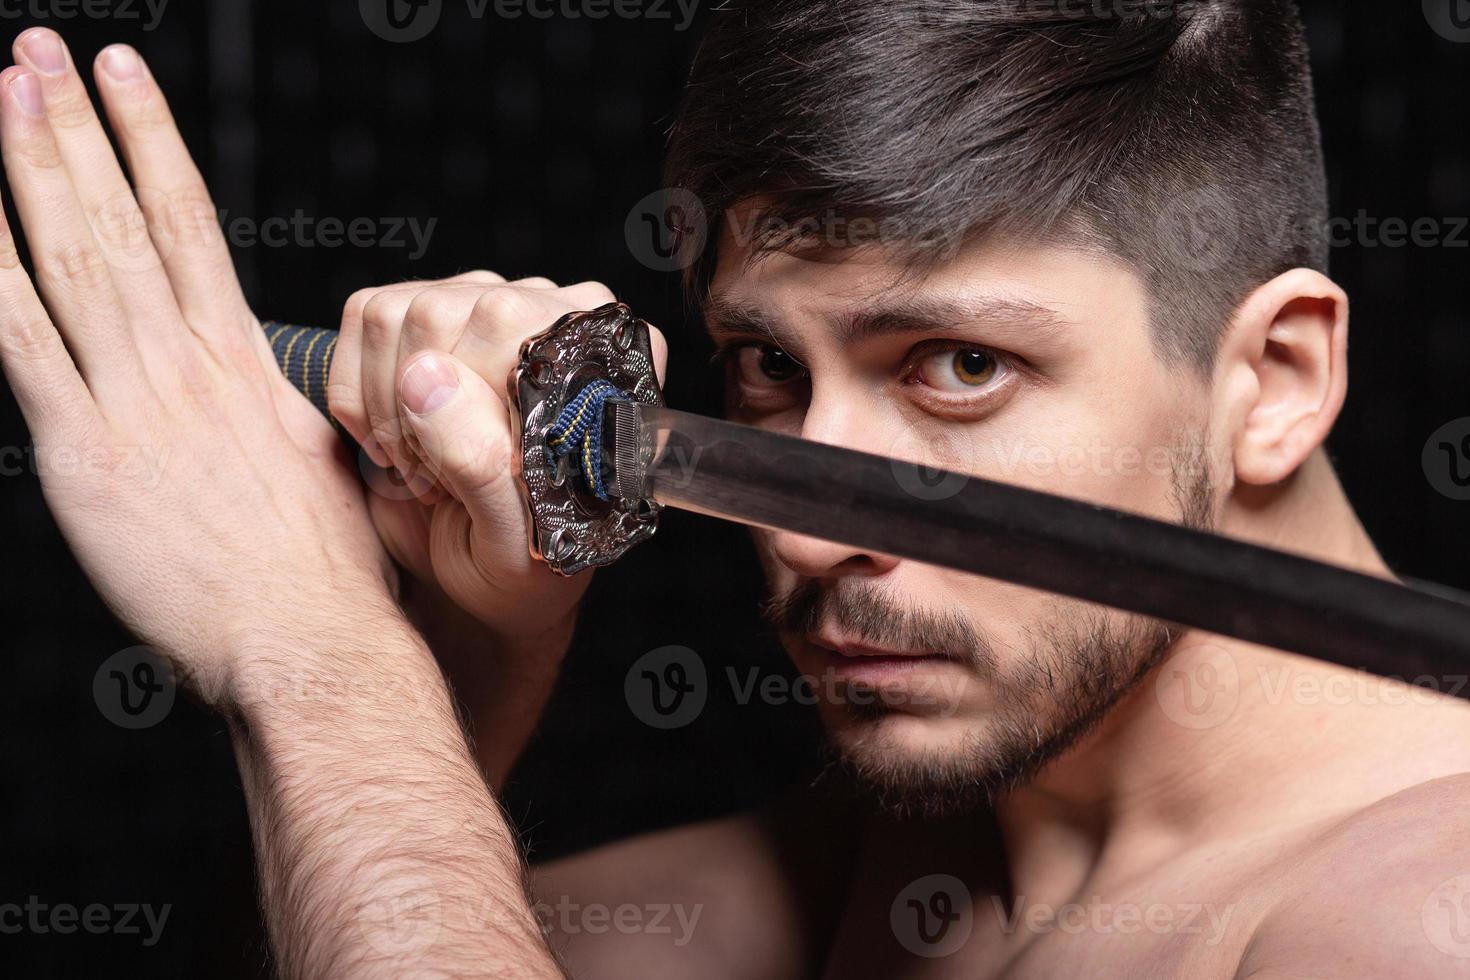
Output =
[{"x1": 1, "y1": 2, "x2": 1467, "y2": 975}]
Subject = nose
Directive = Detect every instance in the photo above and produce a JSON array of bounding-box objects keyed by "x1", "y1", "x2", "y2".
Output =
[{"x1": 766, "y1": 387, "x2": 901, "y2": 580}]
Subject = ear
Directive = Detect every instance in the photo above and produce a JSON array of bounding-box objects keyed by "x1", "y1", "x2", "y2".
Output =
[{"x1": 1214, "y1": 269, "x2": 1349, "y2": 486}]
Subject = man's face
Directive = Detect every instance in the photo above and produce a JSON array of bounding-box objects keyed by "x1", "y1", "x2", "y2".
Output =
[{"x1": 706, "y1": 220, "x2": 1224, "y2": 814}]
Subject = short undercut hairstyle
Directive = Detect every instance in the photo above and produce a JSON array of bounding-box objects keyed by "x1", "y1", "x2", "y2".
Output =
[{"x1": 663, "y1": 0, "x2": 1329, "y2": 372}]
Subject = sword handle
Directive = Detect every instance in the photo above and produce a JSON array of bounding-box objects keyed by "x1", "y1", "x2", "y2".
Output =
[
  {"x1": 262, "y1": 321, "x2": 339, "y2": 419},
  {"x1": 260, "y1": 311, "x2": 664, "y2": 576}
]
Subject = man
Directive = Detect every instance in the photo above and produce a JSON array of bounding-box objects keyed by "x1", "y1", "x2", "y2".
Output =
[{"x1": 2, "y1": 3, "x2": 1468, "y2": 979}]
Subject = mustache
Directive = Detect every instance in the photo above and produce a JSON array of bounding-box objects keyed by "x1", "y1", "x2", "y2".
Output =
[{"x1": 761, "y1": 579, "x2": 993, "y2": 670}]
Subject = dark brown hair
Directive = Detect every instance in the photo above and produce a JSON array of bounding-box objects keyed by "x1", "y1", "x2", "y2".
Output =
[{"x1": 663, "y1": 0, "x2": 1329, "y2": 370}]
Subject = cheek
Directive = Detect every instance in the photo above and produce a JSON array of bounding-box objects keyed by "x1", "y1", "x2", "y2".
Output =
[{"x1": 968, "y1": 383, "x2": 1195, "y2": 522}]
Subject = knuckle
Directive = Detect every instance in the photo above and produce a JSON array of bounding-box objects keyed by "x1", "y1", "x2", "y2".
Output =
[
  {"x1": 324, "y1": 380, "x2": 361, "y2": 426},
  {"x1": 572, "y1": 280, "x2": 615, "y2": 301},
  {"x1": 44, "y1": 88, "x2": 97, "y2": 132},
  {"x1": 1, "y1": 312, "x2": 63, "y2": 362},
  {"x1": 0, "y1": 228, "x2": 21, "y2": 270},
  {"x1": 361, "y1": 291, "x2": 412, "y2": 341},
  {"x1": 157, "y1": 184, "x2": 220, "y2": 246},
  {"x1": 368, "y1": 413, "x2": 406, "y2": 452},
  {"x1": 47, "y1": 241, "x2": 111, "y2": 289},
  {"x1": 403, "y1": 289, "x2": 460, "y2": 338},
  {"x1": 342, "y1": 286, "x2": 382, "y2": 326},
  {"x1": 121, "y1": 90, "x2": 175, "y2": 135},
  {"x1": 470, "y1": 287, "x2": 536, "y2": 335},
  {"x1": 516, "y1": 276, "x2": 557, "y2": 290},
  {"x1": 18, "y1": 133, "x2": 63, "y2": 171}
]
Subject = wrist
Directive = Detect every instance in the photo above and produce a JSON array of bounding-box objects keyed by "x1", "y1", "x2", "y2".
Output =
[{"x1": 225, "y1": 604, "x2": 453, "y2": 738}]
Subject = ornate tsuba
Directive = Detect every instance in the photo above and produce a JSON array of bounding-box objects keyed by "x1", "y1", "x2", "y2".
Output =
[{"x1": 509, "y1": 303, "x2": 663, "y2": 576}]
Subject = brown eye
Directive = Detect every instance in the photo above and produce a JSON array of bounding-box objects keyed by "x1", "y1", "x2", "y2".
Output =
[
  {"x1": 915, "y1": 346, "x2": 1004, "y2": 393},
  {"x1": 952, "y1": 350, "x2": 997, "y2": 386},
  {"x1": 735, "y1": 344, "x2": 805, "y2": 386}
]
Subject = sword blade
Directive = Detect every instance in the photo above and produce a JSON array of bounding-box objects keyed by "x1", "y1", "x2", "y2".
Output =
[{"x1": 617, "y1": 402, "x2": 1470, "y2": 679}]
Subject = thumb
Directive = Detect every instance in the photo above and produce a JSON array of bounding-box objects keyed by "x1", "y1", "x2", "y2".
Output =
[{"x1": 398, "y1": 351, "x2": 522, "y2": 539}]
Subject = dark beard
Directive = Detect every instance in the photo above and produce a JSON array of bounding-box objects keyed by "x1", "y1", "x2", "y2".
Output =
[{"x1": 766, "y1": 432, "x2": 1215, "y2": 820}]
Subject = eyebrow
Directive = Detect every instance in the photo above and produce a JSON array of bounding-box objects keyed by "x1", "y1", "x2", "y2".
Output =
[{"x1": 702, "y1": 293, "x2": 1073, "y2": 352}]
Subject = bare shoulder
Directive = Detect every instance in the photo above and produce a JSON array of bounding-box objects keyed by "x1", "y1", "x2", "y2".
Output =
[
  {"x1": 530, "y1": 798, "x2": 857, "y2": 979},
  {"x1": 1239, "y1": 773, "x2": 1470, "y2": 979}
]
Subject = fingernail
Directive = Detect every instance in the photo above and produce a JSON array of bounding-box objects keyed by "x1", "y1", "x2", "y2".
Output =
[
  {"x1": 22, "y1": 31, "x2": 67, "y2": 76},
  {"x1": 99, "y1": 45, "x2": 142, "y2": 82},
  {"x1": 400, "y1": 354, "x2": 459, "y2": 416},
  {"x1": 9, "y1": 72, "x2": 43, "y2": 117}
]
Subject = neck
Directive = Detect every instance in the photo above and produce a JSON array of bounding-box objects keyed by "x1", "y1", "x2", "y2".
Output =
[{"x1": 995, "y1": 449, "x2": 1470, "y2": 898}]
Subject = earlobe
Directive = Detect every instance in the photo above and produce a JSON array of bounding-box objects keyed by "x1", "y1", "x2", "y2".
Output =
[{"x1": 1226, "y1": 269, "x2": 1349, "y2": 487}]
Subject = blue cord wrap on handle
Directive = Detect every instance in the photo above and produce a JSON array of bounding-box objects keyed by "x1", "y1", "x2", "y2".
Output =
[
  {"x1": 262, "y1": 321, "x2": 339, "y2": 420},
  {"x1": 546, "y1": 379, "x2": 630, "y2": 501}
]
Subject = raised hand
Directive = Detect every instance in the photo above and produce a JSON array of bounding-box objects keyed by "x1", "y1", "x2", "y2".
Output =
[{"x1": 0, "y1": 30, "x2": 396, "y2": 701}]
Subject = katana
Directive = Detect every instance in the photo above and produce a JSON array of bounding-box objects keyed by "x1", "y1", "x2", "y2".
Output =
[{"x1": 264, "y1": 307, "x2": 1470, "y2": 682}]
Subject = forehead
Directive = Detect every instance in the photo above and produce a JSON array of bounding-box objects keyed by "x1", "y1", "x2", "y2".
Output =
[{"x1": 706, "y1": 209, "x2": 1151, "y2": 351}]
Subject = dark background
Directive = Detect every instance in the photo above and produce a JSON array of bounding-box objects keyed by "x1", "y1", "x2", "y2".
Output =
[{"x1": 1, "y1": 1, "x2": 1466, "y2": 975}]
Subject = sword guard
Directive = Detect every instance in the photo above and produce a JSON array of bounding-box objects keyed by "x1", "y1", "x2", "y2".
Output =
[{"x1": 509, "y1": 302, "x2": 663, "y2": 576}]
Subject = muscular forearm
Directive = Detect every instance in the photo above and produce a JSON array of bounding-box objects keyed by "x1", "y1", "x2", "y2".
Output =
[{"x1": 228, "y1": 612, "x2": 563, "y2": 979}]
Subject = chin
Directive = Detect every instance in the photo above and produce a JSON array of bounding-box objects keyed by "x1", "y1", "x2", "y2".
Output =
[{"x1": 816, "y1": 710, "x2": 1008, "y2": 819}]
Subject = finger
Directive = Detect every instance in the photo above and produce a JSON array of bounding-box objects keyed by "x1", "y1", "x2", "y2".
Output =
[
  {"x1": 450, "y1": 286, "x2": 586, "y2": 403},
  {"x1": 0, "y1": 66, "x2": 143, "y2": 394},
  {"x1": 387, "y1": 286, "x2": 500, "y2": 494},
  {"x1": 357, "y1": 288, "x2": 419, "y2": 467},
  {"x1": 13, "y1": 30, "x2": 177, "y2": 330},
  {"x1": 91, "y1": 44, "x2": 243, "y2": 334},
  {"x1": 329, "y1": 271, "x2": 507, "y2": 460},
  {"x1": 0, "y1": 183, "x2": 97, "y2": 442},
  {"x1": 397, "y1": 351, "x2": 523, "y2": 542},
  {"x1": 553, "y1": 280, "x2": 616, "y2": 310}
]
